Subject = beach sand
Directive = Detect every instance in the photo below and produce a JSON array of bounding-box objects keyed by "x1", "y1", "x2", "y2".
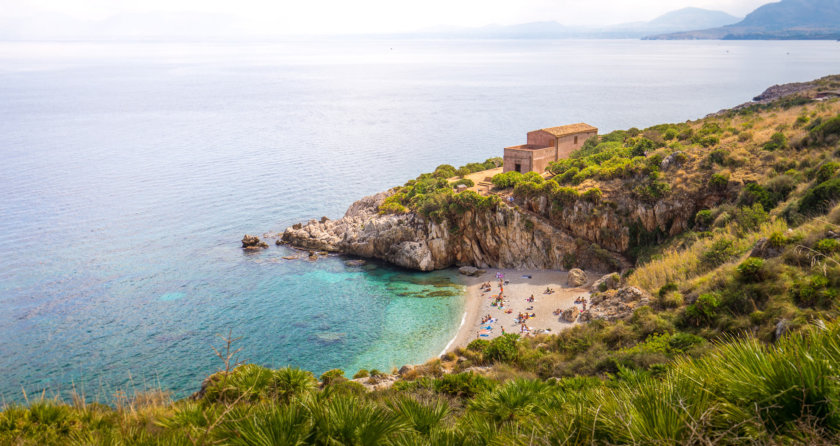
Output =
[{"x1": 444, "y1": 269, "x2": 596, "y2": 353}]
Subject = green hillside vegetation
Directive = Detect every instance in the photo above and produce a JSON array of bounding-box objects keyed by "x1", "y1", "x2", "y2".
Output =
[{"x1": 5, "y1": 78, "x2": 840, "y2": 445}]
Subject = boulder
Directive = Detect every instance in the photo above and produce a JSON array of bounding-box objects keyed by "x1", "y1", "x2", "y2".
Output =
[
  {"x1": 591, "y1": 273, "x2": 620, "y2": 291},
  {"x1": 660, "y1": 151, "x2": 686, "y2": 171},
  {"x1": 242, "y1": 234, "x2": 268, "y2": 249},
  {"x1": 275, "y1": 239, "x2": 282, "y2": 246},
  {"x1": 567, "y1": 268, "x2": 588, "y2": 287},
  {"x1": 616, "y1": 286, "x2": 649, "y2": 302},
  {"x1": 398, "y1": 365, "x2": 415, "y2": 376},
  {"x1": 749, "y1": 237, "x2": 783, "y2": 259},
  {"x1": 345, "y1": 259, "x2": 367, "y2": 267},
  {"x1": 458, "y1": 266, "x2": 485, "y2": 276},
  {"x1": 320, "y1": 216, "x2": 330, "y2": 223},
  {"x1": 561, "y1": 307, "x2": 580, "y2": 322}
]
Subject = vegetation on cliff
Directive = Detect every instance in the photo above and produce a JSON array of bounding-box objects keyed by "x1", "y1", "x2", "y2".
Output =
[{"x1": 5, "y1": 76, "x2": 840, "y2": 445}]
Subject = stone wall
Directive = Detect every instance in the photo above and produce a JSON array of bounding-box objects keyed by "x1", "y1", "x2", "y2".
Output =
[{"x1": 557, "y1": 131, "x2": 597, "y2": 159}]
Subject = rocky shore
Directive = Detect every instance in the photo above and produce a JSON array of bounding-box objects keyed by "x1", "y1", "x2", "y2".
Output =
[{"x1": 280, "y1": 189, "x2": 631, "y2": 272}]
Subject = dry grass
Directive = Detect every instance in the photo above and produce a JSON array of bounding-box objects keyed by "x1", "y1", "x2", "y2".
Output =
[{"x1": 627, "y1": 219, "x2": 788, "y2": 293}]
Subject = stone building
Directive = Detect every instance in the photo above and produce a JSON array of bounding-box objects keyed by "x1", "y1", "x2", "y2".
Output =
[{"x1": 503, "y1": 123, "x2": 597, "y2": 174}]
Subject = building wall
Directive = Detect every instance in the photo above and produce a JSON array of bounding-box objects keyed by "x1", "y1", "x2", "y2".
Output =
[
  {"x1": 556, "y1": 131, "x2": 597, "y2": 159},
  {"x1": 526, "y1": 130, "x2": 556, "y2": 149},
  {"x1": 503, "y1": 149, "x2": 533, "y2": 173},
  {"x1": 503, "y1": 147, "x2": 556, "y2": 174}
]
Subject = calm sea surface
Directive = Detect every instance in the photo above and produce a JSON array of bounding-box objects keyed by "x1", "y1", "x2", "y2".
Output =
[{"x1": 1, "y1": 39, "x2": 838, "y2": 401}]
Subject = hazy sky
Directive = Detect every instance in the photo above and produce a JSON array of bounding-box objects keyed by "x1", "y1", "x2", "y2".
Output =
[{"x1": 1, "y1": 0, "x2": 774, "y2": 35}]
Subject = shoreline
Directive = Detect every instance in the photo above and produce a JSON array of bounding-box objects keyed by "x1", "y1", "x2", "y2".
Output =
[{"x1": 444, "y1": 268, "x2": 598, "y2": 354}]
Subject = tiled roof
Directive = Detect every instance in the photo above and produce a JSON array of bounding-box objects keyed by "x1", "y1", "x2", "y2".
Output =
[{"x1": 540, "y1": 123, "x2": 597, "y2": 137}]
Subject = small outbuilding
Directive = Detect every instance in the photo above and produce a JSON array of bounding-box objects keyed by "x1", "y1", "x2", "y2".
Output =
[{"x1": 503, "y1": 123, "x2": 597, "y2": 174}]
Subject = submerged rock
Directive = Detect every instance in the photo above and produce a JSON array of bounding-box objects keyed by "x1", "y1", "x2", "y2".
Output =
[{"x1": 344, "y1": 259, "x2": 367, "y2": 267}]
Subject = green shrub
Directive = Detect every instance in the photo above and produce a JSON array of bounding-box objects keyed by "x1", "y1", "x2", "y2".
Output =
[
  {"x1": 522, "y1": 171, "x2": 544, "y2": 184},
  {"x1": 736, "y1": 257, "x2": 765, "y2": 282},
  {"x1": 319, "y1": 369, "x2": 346, "y2": 386},
  {"x1": 352, "y1": 369, "x2": 369, "y2": 379},
  {"x1": 663, "y1": 128, "x2": 678, "y2": 140},
  {"x1": 433, "y1": 372, "x2": 495, "y2": 398},
  {"x1": 799, "y1": 178, "x2": 840, "y2": 215},
  {"x1": 694, "y1": 209, "x2": 714, "y2": 228},
  {"x1": 709, "y1": 172, "x2": 729, "y2": 191},
  {"x1": 582, "y1": 187, "x2": 602, "y2": 202},
  {"x1": 451, "y1": 178, "x2": 475, "y2": 188},
  {"x1": 485, "y1": 334, "x2": 520, "y2": 363},
  {"x1": 701, "y1": 238, "x2": 740, "y2": 268},
  {"x1": 763, "y1": 132, "x2": 788, "y2": 151},
  {"x1": 631, "y1": 137, "x2": 656, "y2": 157},
  {"x1": 809, "y1": 114, "x2": 840, "y2": 145},
  {"x1": 816, "y1": 162, "x2": 839, "y2": 183},
  {"x1": 792, "y1": 274, "x2": 836, "y2": 308},
  {"x1": 491, "y1": 171, "x2": 524, "y2": 189},
  {"x1": 815, "y1": 238, "x2": 840, "y2": 254},
  {"x1": 684, "y1": 293, "x2": 720, "y2": 326},
  {"x1": 433, "y1": 164, "x2": 457, "y2": 179}
]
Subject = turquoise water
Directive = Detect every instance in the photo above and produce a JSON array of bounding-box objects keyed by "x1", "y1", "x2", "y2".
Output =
[{"x1": 1, "y1": 39, "x2": 839, "y2": 402}]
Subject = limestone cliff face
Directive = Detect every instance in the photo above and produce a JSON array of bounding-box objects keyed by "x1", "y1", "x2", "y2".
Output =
[
  {"x1": 281, "y1": 190, "x2": 631, "y2": 272},
  {"x1": 519, "y1": 190, "x2": 727, "y2": 253}
]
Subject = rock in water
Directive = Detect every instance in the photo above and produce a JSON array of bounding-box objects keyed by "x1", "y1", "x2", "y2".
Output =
[
  {"x1": 562, "y1": 307, "x2": 580, "y2": 322},
  {"x1": 242, "y1": 234, "x2": 268, "y2": 249},
  {"x1": 567, "y1": 268, "x2": 587, "y2": 287}
]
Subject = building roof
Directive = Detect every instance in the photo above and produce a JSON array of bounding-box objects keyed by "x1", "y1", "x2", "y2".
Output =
[
  {"x1": 540, "y1": 123, "x2": 597, "y2": 137},
  {"x1": 504, "y1": 144, "x2": 545, "y2": 151}
]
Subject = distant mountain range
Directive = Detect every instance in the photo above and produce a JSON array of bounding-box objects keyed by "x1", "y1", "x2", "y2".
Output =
[
  {"x1": 647, "y1": 0, "x2": 840, "y2": 40},
  {"x1": 414, "y1": 8, "x2": 741, "y2": 39}
]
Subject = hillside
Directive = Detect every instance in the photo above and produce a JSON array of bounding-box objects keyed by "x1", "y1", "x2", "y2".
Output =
[
  {"x1": 412, "y1": 7, "x2": 740, "y2": 39},
  {"x1": 4, "y1": 75, "x2": 840, "y2": 444},
  {"x1": 649, "y1": 0, "x2": 840, "y2": 40}
]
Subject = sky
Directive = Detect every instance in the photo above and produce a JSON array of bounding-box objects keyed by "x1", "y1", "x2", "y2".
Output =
[{"x1": 0, "y1": 0, "x2": 775, "y2": 37}]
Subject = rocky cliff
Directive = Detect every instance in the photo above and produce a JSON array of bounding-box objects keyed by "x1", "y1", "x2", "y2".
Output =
[{"x1": 281, "y1": 189, "x2": 635, "y2": 272}]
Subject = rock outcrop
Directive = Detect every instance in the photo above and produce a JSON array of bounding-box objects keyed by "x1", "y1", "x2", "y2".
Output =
[
  {"x1": 567, "y1": 269, "x2": 588, "y2": 287},
  {"x1": 242, "y1": 234, "x2": 268, "y2": 250},
  {"x1": 583, "y1": 286, "x2": 653, "y2": 321},
  {"x1": 562, "y1": 306, "x2": 580, "y2": 322},
  {"x1": 592, "y1": 273, "x2": 621, "y2": 291},
  {"x1": 282, "y1": 190, "x2": 630, "y2": 272}
]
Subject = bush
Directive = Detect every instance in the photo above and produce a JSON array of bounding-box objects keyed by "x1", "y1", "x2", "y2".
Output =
[
  {"x1": 792, "y1": 274, "x2": 835, "y2": 308},
  {"x1": 809, "y1": 114, "x2": 840, "y2": 145},
  {"x1": 815, "y1": 238, "x2": 840, "y2": 254},
  {"x1": 491, "y1": 171, "x2": 524, "y2": 189},
  {"x1": 701, "y1": 238, "x2": 740, "y2": 268},
  {"x1": 694, "y1": 209, "x2": 714, "y2": 228},
  {"x1": 736, "y1": 258, "x2": 765, "y2": 282},
  {"x1": 352, "y1": 369, "x2": 369, "y2": 379},
  {"x1": 763, "y1": 132, "x2": 788, "y2": 151},
  {"x1": 816, "y1": 162, "x2": 839, "y2": 183},
  {"x1": 709, "y1": 172, "x2": 729, "y2": 191},
  {"x1": 484, "y1": 334, "x2": 520, "y2": 363},
  {"x1": 582, "y1": 187, "x2": 602, "y2": 202},
  {"x1": 631, "y1": 137, "x2": 656, "y2": 157},
  {"x1": 799, "y1": 178, "x2": 840, "y2": 215},
  {"x1": 451, "y1": 178, "x2": 474, "y2": 188},
  {"x1": 320, "y1": 369, "x2": 346, "y2": 386},
  {"x1": 684, "y1": 293, "x2": 721, "y2": 326},
  {"x1": 433, "y1": 164, "x2": 457, "y2": 179},
  {"x1": 433, "y1": 372, "x2": 495, "y2": 398}
]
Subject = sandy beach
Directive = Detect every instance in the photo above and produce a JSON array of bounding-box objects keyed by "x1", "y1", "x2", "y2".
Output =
[{"x1": 444, "y1": 269, "x2": 596, "y2": 353}]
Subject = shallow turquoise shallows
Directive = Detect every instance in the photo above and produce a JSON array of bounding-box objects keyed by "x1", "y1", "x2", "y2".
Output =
[{"x1": 1, "y1": 39, "x2": 839, "y2": 402}]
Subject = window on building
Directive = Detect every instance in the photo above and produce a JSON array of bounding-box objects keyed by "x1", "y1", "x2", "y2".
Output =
[
  {"x1": 574, "y1": 136, "x2": 578, "y2": 144},
  {"x1": 515, "y1": 163, "x2": 521, "y2": 173}
]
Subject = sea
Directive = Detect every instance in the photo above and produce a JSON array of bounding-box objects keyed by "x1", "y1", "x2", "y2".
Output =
[{"x1": 1, "y1": 38, "x2": 838, "y2": 402}]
